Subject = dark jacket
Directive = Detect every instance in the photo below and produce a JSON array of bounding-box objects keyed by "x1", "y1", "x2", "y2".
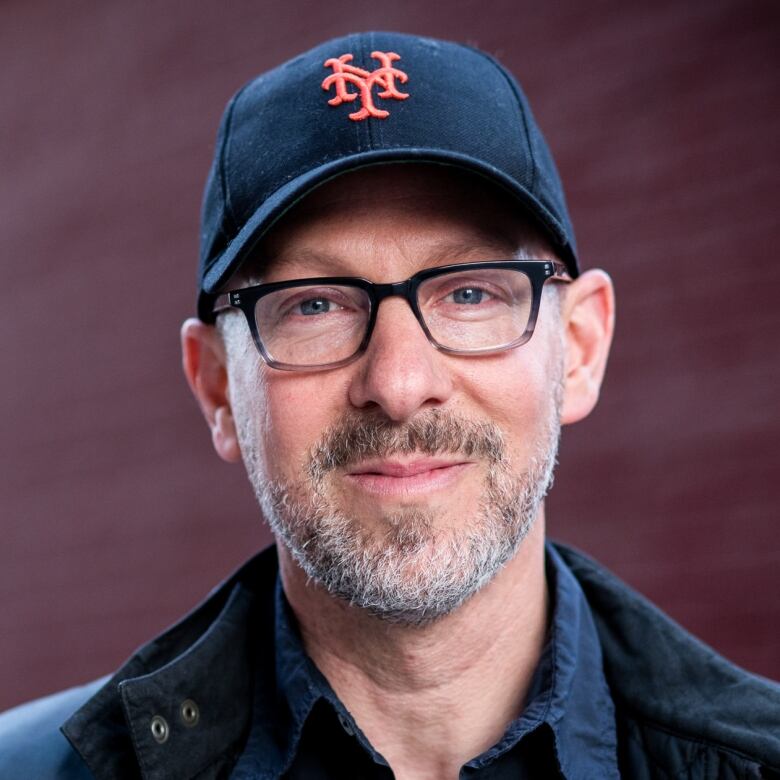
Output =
[{"x1": 1, "y1": 543, "x2": 778, "y2": 779}]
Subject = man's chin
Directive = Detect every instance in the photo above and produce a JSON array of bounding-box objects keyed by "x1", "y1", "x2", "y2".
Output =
[
  {"x1": 282, "y1": 510, "x2": 531, "y2": 627},
  {"x1": 352, "y1": 503, "x2": 476, "y2": 539}
]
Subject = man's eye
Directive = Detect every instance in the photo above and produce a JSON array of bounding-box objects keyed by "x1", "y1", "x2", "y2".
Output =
[
  {"x1": 298, "y1": 297, "x2": 333, "y2": 315},
  {"x1": 449, "y1": 287, "x2": 486, "y2": 304}
]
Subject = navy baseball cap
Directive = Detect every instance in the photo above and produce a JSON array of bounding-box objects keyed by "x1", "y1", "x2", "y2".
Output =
[{"x1": 198, "y1": 31, "x2": 578, "y2": 322}]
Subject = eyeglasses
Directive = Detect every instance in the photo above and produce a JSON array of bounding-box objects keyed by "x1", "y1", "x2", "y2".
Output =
[{"x1": 212, "y1": 259, "x2": 572, "y2": 371}]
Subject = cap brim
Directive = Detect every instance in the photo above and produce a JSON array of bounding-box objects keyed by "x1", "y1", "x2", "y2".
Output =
[{"x1": 199, "y1": 147, "x2": 576, "y2": 322}]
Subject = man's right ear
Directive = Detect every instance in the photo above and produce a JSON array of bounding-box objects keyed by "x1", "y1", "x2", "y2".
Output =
[{"x1": 180, "y1": 318, "x2": 242, "y2": 463}]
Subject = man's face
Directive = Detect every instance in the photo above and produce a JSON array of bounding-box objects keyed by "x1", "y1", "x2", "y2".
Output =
[{"x1": 220, "y1": 166, "x2": 566, "y2": 624}]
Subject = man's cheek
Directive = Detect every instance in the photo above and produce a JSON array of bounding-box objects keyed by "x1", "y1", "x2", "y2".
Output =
[
  {"x1": 262, "y1": 384, "x2": 341, "y2": 463},
  {"x1": 257, "y1": 416, "x2": 313, "y2": 483}
]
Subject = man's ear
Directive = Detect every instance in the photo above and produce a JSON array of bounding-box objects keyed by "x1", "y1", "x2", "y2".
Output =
[
  {"x1": 559, "y1": 270, "x2": 615, "y2": 425},
  {"x1": 180, "y1": 318, "x2": 242, "y2": 463}
]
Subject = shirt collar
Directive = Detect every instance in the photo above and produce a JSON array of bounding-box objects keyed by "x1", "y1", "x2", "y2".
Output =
[
  {"x1": 231, "y1": 580, "x2": 390, "y2": 779},
  {"x1": 542, "y1": 543, "x2": 619, "y2": 778},
  {"x1": 235, "y1": 542, "x2": 619, "y2": 779},
  {"x1": 455, "y1": 544, "x2": 618, "y2": 777}
]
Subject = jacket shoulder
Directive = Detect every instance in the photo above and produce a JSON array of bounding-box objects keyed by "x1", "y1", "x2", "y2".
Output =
[
  {"x1": 618, "y1": 709, "x2": 776, "y2": 779},
  {"x1": 0, "y1": 677, "x2": 107, "y2": 778},
  {"x1": 553, "y1": 543, "x2": 780, "y2": 774}
]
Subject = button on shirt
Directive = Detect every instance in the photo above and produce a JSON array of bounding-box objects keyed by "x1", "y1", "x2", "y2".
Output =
[{"x1": 231, "y1": 544, "x2": 619, "y2": 779}]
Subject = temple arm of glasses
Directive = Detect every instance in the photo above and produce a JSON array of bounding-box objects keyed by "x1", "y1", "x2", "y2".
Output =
[
  {"x1": 211, "y1": 293, "x2": 233, "y2": 315},
  {"x1": 549, "y1": 260, "x2": 573, "y2": 282}
]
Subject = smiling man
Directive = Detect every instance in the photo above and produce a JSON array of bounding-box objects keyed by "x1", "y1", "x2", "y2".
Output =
[{"x1": 1, "y1": 31, "x2": 778, "y2": 780}]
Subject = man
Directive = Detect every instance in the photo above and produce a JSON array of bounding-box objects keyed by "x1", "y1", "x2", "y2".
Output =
[{"x1": 1, "y1": 31, "x2": 778, "y2": 779}]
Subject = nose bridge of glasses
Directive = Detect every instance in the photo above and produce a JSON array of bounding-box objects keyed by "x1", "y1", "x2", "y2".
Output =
[
  {"x1": 370, "y1": 278, "x2": 422, "y2": 318},
  {"x1": 367, "y1": 278, "x2": 428, "y2": 337},
  {"x1": 371, "y1": 278, "x2": 414, "y2": 304}
]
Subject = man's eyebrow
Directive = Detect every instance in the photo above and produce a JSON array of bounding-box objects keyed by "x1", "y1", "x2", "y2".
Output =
[
  {"x1": 257, "y1": 233, "x2": 540, "y2": 279},
  {"x1": 425, "y1": 233, "x2": 536, "y2": 261}
]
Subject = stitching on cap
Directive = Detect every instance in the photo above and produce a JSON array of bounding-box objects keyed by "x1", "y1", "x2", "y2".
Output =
[
  {"x1": 219, "y1": 83, "x2": 252, "y2": 236},
  {"x1": 466, "y1": 46, "x2": 538, "y2": 196}
]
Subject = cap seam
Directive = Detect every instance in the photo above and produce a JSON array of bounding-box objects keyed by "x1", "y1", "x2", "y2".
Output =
[
  {"x1": 219, "y1": 83, "x2": 251, "y2": 237},
  {"x1": 466, "y1": 46, "x2": 539, "y2": 196}
]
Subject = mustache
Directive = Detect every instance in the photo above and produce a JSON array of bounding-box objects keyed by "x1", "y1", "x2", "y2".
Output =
[{"x1": 308, "y1": 409, "x2": 506, "y2": 475}]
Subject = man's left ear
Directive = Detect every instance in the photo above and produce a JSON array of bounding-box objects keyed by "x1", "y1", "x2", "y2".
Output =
[{"x1": 559, "y1": 269, "x2": 615, "y2": 425}]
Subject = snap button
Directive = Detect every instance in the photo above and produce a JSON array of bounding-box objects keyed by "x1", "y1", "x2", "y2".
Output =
[
  {"x1": 337, "y1": 713, "x2": 355, "y2": 737},
  {"x1": 180, "y1": 698, "x2": 200, "y2": 728},
  {"x1": 150, "y1": 715, "x2": 169, "y2": 744}
]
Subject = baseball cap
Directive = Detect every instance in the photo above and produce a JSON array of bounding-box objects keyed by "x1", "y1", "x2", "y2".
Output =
[{"x1": 197, "y1": 31, "x2": 578, "y2": 322}]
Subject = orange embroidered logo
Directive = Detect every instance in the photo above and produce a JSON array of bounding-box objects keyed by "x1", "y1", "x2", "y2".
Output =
[{"x1": 321, "y1": 51, "x2": 409, "y2": 121}]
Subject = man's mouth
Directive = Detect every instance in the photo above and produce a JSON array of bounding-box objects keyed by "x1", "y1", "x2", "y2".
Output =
[{"x1": 344, "y1": 458, "x2": 473, "y2": 497}]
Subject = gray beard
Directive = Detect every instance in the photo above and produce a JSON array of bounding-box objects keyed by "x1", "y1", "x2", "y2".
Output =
[{"x1": 241, "y1": 402, "x2": 561, "y2": 626}]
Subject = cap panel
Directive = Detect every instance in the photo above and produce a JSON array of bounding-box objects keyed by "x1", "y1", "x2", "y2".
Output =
[
  {"x1": 197, "y1": 31, "x2": 579, "y2": 322},
  {"x1": 199, "y1": 88, "x2": 245, "y2": 280},
  {"x1": 485, "y1": 56, "x2": 577, "y2": 257},
  {"x1": 222, "y1": 40, "x2": 365, "y2": 229},
  {"x1": 362, "y1": 36, "x2": 536, "y2": 192}
]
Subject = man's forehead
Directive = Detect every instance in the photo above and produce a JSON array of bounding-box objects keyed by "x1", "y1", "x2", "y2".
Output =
[{"x1": 242, "y1": 164, "x2": 555, "y2": 280}]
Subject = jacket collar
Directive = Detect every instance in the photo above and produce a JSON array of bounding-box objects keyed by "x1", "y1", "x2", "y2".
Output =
[{"x1": 61, "y1": 546, "x2": 279, "y2": 780}]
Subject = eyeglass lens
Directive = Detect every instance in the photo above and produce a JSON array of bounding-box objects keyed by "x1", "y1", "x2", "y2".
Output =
[{"x1": 253, "y1": 267, "x2": 535, "y2": 366}]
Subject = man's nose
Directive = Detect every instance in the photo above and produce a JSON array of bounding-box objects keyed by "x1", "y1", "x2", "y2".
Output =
[{"x1": 347, "y1": 297, "x2": 454, "y2": 421}]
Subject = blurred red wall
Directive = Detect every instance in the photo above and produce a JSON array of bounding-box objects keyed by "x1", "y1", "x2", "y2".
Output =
[{"x1": 1, "y1": 0, "x2": 778, "y2": 710}]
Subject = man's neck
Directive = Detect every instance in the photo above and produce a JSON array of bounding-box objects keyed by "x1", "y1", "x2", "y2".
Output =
[{"x1": 277, "y1": 514, "x2": 549, "y2": 780}]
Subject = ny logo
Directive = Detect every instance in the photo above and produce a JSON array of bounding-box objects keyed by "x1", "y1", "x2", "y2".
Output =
[{"x1": 321, "y1": 51, "x2": 409, "y2": 121}]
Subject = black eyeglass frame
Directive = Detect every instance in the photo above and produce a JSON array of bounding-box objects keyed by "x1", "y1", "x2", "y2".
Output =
[{"x1": 212, "y1": 259, "x2": 572, "y2": 371}]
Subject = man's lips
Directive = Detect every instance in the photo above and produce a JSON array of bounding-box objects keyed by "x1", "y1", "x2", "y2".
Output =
[{"x1": 344, "y1": 458, "x2": 473, "y2": 497}]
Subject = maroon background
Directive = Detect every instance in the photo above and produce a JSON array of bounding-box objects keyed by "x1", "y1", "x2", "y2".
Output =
[{"x1": 1, "y1": 0, "x2": 778, "y2": 711}]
